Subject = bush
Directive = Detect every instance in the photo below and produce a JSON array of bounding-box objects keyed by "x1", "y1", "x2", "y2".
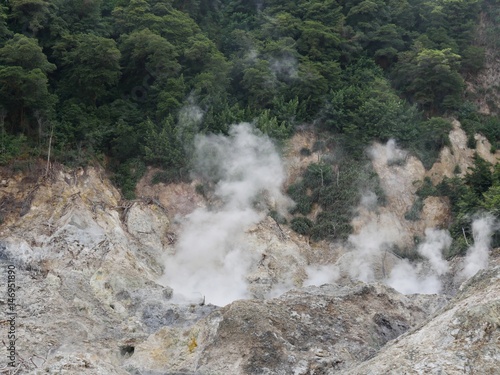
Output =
[
  {"x1": 195, "y1": 183, "x2": 208, "y2": 197},
  {"x1": 0, "y1": 132, "x2": 27, "y2": 164},
  {"x1": 303, "y1": 163, "x2": 334, "y2": 189},
  {"x1": 300, "y1": 147, "x2": 311, "y2": 156},
  {"x1": 112, "y1": 158, "x2": 146, "y2": 200},
  {"x1": 446, "y1": 237, "x2": 469, "y2": 259},
  {"x1": 467, "y1": 133, "x2": 476, "y2": 149},
  {"x1": 310, "y1": 211, "x2": 352, "y2": 241},
  {"x1": 287, "y1": 182, "x2": 313, "y2": 215},
  {"x1": 404, "y1": 198, "x2": 424, "y2": 221},
  {"x1": 288, "y1": 157, "x2": 383, "y2": 241},
  {"x1": 465, "y1": 155, "x2": 493, "y2": 197},
  {"x1": 408, "y1": 117, "x2": 452, "y2": 169},
  {"x1": 416, "y1": 177, "x2": 438, "y2": 198},
  {"x1": 269, "y1": 210, "x2": 287, "y2": 225},
  {"x1": 290, "y1": 217, "x2": 313, "y2": 235}
]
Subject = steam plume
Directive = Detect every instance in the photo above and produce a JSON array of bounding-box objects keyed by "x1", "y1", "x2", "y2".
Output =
[
  {"x1": 386, "y1": 261, "x2": 441, "y2": 294},
  {"x1": 349, "y1": 140, "x2": 451, "y2": 294},
  {"x1": 417, "y1": 228, "x2": 451, "y2": 276},
  {"x1": 303, "y1": 264, "x2": 340, "y2": 287},
  {"x1": 368, "y1": 138, "x2": 407, "y2": 165},
  {"x1": 347, "y1": 220, "x2": 400, "y2": 282},
  {"x1": 386, "y1": 229, "x2": 451, "y2": 294},
  {"x1": 461, "y1": 215, "x2": 496, "y2": 279},
  {"x1": 161, "y1": 123, "x2": 291, "y2": 306}
]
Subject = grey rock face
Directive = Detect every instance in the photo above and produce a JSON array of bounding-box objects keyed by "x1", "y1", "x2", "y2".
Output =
[
  {"x1": 0, "y1": 167, "x2": 206, "y2": 374},
  {"x1": 342, "y1": 267, "x2": 500, "y2": 375},
  {"x1": 125, "y1": 282, "x2": 449, "y2": 375},
  {"x1": 1, "y1": 165, "x2": 498, "y2": 375}
]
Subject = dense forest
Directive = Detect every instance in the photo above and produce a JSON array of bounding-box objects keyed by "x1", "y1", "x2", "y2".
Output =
[{"x1": 1, "y1": 0, "x2": 500, "y2": 254}]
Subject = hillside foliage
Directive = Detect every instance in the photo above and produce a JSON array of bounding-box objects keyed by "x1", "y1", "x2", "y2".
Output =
[{"x1": 0, "y1": 0, "x2": 499, "y2": 242}]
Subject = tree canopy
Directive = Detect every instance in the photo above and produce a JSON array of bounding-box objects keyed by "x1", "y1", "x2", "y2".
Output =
[{"x1": 0, "y1": 0, "x2": 498, "y2": 244}]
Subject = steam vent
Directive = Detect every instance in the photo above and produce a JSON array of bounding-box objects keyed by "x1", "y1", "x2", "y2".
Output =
[{"x1": 1, "y1": 0, "x2": 499, "y2": 373}]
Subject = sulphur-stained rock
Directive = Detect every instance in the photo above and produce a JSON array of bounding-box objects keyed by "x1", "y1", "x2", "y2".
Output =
[
  {"x1": 135, "y1": 167, "x2": 205, "y2": 217},
  {"x1": 420, "y1": 196, "x2": 451, "y2": 229},
  {"x1": 342, "y1": 267, "x2": 500, "y2": 375},
  {"x1": 0, "y1": 140, "x2": 499, "y2": 375},
  {"x1": 426, "y1": 119, "x2": 474, "y2": 184},
  {"x1": 475, "y1": 133, "x2": 500, "y2": 165},
  {"x1": 124, "y1": 282, "x2": 449, "y2": 375},
  {"x1": 370, "y1": 144, "x2": 426, "y2": 215},
  {"x1": 126, "y1": 202, "x2": 170, "y2": 257},
  {"x1": 245, "y1": 216, "x2": 309, "y2": 298},
  {"x1": 0, "y1": 166, "x2": 181, "y2": 373}
]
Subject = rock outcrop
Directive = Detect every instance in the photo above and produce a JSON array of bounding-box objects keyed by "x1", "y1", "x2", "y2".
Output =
[
  {"x1": 1, "y1": 117, "x2": 499, "y2": 374},
  {"x1": 343, "y1": 267, "x2": 500, "y2": 375},
  {"x1": 0, "y1": 166, "x2": 211, "y2": 374},
  {"x1": 124, "y1": 282, "x2": 449, "y2": 375}
]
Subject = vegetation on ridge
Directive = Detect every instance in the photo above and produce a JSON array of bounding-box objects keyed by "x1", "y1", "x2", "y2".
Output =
[{"x1": 0, "y1": 0, "x2": 499, "y2": 246}]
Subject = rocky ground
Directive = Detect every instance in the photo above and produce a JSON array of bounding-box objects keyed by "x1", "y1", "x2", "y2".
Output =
[{"x1": 0, "y1": 121, "x2": 499, "y2": 374}]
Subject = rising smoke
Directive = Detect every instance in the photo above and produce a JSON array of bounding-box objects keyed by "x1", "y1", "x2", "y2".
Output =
[
  {"x1": 461, "y1": 215, "x2": 496, "y2": 279},
  {"x1": 386, "y1": 229, "x2": 451, "y2": 294},
  {"x1": 303, "y1": 264, "x2": 340, "y2": 287},
  {"x1": 160, "y1": 123, "x2": 291, "y2": 306},
  {"x1": 161, "y1": 133, "x2": 497, "y2": 304},
  {"x1": 417, "y1": 228, "x2": 451, "y2": 276},
  {"x1": 344, "y1": 212, "x2": 452, "y2": 294},
  {"x1": 346, "y1": 140, "x2": 453, "y2": 294},
  {"x1": 347, "y1": 219, "x2": 401, "y2": 283},
  {"x1": 270, "y1": 56, "x2": 299, "y2": 81}
]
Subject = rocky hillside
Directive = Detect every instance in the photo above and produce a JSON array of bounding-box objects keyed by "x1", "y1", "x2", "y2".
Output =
[
  {"x1": 0, "y1": 120, "x2": 499, "y2": 374},
  {"x1": 344, "y1": 267, "x2": 500, "y2": 375}
]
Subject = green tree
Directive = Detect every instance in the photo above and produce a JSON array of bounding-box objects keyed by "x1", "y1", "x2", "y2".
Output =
[
  {"x1": 393, "y1": 47, "x2": 465, "y2": 112},
  {"x1": 143, "y1": 117, "x2": 185, "y2": 170},
  {"x1": 465, "y1": 155, "x2": 493, "y2": 197},
  {"x1": 0, "y1": 4, "x2": 12, "y2": 43},
  {"x1": 120, "y1": 28, "x2": 179, "y2": 81},
  {"x1": 483, "y1": 184, "x2": 500, "y2": 216},
  {"x1": 0, "y1": 34, "x2": 56, "y2": 132},
  {"x1": 0, "y1": 33, "x2": 55, "y2": 72},
  {"x1": 53, "y1": 33, "x2": 121, "y2": 104},
  {"x1": 48, "y1": 0, "x2": 110, "y2": 37},
  {"x1": 241, "y1": 59, "x2": 278, "y2": 108},
  {"x1": 8, "y1": 0, "x2": 52, "y2": 35}
]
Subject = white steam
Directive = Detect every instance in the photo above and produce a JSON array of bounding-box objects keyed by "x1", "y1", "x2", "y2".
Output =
[
  {"x1": 347, "y1": 220, "x2": 400, "y2": 283},
  {"x1": 387, "y1": 229, "x2": 451, "y2": 294},
  {"x1": 161, "y1": 123, "x2": 291, "y2": 306},
  {"x1": 369, "y1": 138, "x2": 407, "y2": 165},
  {"x1": 386, "y1": 261, "x2": 442, "y2": 294},
  {"x1": 345, "y1": 216, "x2": 451, "y2": 294},
  {"x1": 461, "y1": 215, "x2": 496, "y2": 279},
  {"x1": 270, "y1": 56, "x2": 298, "y2": 80},
  {"x1": 417, "y1": 228, "x2": 451, "y2": 276},
  {"x1": 303, "y1": 264, "x2": 340, "y2": 287}
]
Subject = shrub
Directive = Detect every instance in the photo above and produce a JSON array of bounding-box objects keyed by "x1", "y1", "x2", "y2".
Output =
[
  {"x1": 300, "y1": 147, "x2": 311, "y2": 156},
  {"x1": 0, "y1": 132, "x2": 27, "y2": 164},
  {"x1": 287, "y1": 182, "x2": 313, "y2": 215},
  {"x1": 290, "y1": 217, "x2": 313, "y2": 235},
  {"x1": 404, "y1": 198, "x2": 424, "y2": 221},
  {"x1": 416, "y1": 177, "x2": 438, "y2": 198},
  {"x1": 112, "y1": 158, "x2": 146, "y2": 200},
  {"x1": 269, "y1": 210, "x2": 287, "y2": 225}
]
